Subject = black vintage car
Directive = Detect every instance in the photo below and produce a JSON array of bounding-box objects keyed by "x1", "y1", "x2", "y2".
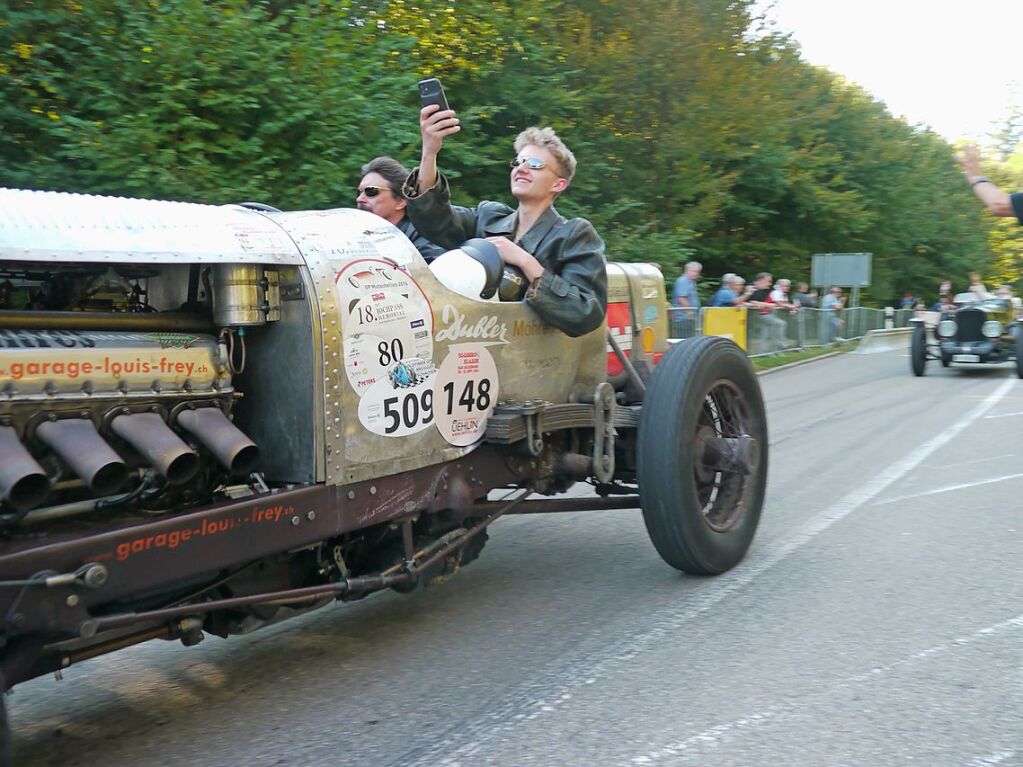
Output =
[{"x1": 911, "y1": 293, "x2": 1023, "y2": 377}]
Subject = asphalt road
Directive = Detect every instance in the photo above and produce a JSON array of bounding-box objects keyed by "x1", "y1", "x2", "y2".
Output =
[{"x1": 12, "y1": 348, "x2": 1023, "y2": 767}]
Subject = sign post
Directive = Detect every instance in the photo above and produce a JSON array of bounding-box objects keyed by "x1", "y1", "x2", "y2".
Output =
[{"x1": 810, "y1": 253, "x2": 872, "y2": 309}]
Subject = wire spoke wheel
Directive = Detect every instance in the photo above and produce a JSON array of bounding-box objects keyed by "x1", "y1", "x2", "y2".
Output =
[
  {"x1": 694, "y1": 380, "x2": 759, "y2": 531},
  {"x1": 638, "y1": 337, "x2": 768, "y2": 575}
]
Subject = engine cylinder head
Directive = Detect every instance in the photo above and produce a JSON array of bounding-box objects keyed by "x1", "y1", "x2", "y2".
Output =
[
  {"x1": 0, "y1": 426, "x2": 50, "y2": 512},
  {"x1": 176, "y1": 407, "x2": 260, "y2": 476},
  {"x1": 110, "y1": 412, "x2": 199, "y2": 486},
  {"x1": 36, "y1": 418, "x2": 129, "y2": 496}
]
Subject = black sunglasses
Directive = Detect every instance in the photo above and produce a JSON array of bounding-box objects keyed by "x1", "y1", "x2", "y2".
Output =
[
  {"x1": 356, "y1": 186, "x2": 393, "y2": 198},
  {"x1": 510, "y1": 156, "x2": 547, "y2": 170}
]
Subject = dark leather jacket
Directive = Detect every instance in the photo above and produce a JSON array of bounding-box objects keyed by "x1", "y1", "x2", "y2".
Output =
[
  {"x1": 403, "y1": 172, "x2": 607, "y2": 337},
  {"x1": 395, "y1": 215, "x2": 446, "y2": 263}
]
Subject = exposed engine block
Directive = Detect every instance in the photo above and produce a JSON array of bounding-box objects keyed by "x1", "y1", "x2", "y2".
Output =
[{"x1": 0, "y1": 328, "x2": 258, "y2": 513}]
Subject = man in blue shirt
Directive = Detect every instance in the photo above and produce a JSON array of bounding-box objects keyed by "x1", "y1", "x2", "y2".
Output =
[
  {"x1": 710, "y1": 274, "x2": 752, "y2": 307},
  {"x1": 672, "y1": 261, "x2": 702, "y2": 309}
]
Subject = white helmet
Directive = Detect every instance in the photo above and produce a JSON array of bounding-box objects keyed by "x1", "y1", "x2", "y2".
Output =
[{"x1": 429, "y1": 238, "x2": 502, "y2": 301}]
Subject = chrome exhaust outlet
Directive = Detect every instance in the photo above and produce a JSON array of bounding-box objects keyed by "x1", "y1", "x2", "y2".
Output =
[
  {"x1": 176, "y1": 407, "x2": 260, "y2": 476},
  {"x1": 36, "y1": 418, "x2": 129, "y2": 497},
  {"x1": 110, "y1": 412, "x2": 199, "y2": 486},
  {"x1": 0, "y1": 426, "x2": 50, "y2": 512}
]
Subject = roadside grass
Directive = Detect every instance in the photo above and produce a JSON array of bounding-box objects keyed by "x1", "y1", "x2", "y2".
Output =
[{"x1": 750, "y1": 339, "x2": 859, "y2": 370}]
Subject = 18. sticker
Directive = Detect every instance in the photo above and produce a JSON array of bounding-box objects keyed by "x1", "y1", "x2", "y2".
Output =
[
  {"x1": 335, "y1": 260, "x2": 434, "y2": 397},
  {"x1": 432, "y1": 343, "x2": 500, "y2": 446}
]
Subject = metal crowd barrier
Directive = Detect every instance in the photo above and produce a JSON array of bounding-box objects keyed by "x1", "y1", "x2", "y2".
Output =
[{"x1": 667, "y1": 306, "x2": 913, "y2": 357}]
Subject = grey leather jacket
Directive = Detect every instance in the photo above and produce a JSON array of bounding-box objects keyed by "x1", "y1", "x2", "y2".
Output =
[
  {"x1": 404, "y1": 171, "x2": 607, "y2": 337},
  {"x1": 395, "y1": 215, "x2": 446, "y2": 263}
]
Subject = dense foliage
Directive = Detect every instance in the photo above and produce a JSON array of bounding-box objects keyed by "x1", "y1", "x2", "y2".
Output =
[{"x1": 1, "y1": 0, "x2": 1020, "y2": 302}]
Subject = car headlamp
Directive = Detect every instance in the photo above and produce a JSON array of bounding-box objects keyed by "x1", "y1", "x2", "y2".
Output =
[
  {"x1": 982, "y1": 320, "x2": 1002, "y2": 338},
  {"x1": 937, "y1": 320, "x2": 957, "y2": 338}
]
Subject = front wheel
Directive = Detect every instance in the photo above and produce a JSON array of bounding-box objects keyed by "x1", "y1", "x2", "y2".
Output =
[
  {"x1": 637, "y1": 336, "x2": 767, "y2": 575},
  {"x1": 911, "y1": 323, "x2": 927, "y2": 376}
]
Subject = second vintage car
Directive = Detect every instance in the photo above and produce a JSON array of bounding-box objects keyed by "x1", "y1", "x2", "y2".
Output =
[{"x1": 911, "y1": 292, "x2": 1023, "y2": 377}]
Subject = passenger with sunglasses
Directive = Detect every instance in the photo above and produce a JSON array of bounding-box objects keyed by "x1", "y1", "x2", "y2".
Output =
[
  {"x1": 356, "y1": 156, "x2": 445, "y2": 262},
  {"x1": 402, "y1": 105, "x2": 607, "y2": 337}
]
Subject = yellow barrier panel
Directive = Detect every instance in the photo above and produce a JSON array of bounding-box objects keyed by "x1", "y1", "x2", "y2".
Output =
[{"x1": 701, "y1": 307, "x2": 748, "y2": 351}]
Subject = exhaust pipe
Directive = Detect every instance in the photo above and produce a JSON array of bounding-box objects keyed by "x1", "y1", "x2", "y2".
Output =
[
  {"x1": 0, "y1": 426, "x2": 50, "y2": 511},
  {"x1": 110, "y1": 412, "x2": 199, "y2": 486},
  {"x1": 36, "y1": 418, "x2": 129, "y2": 496},
  {"x1": 176, "y1": 407, "x2": 260, "y2": 476}
]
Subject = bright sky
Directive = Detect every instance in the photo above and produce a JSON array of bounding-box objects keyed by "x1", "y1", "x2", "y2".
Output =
[{"x1": 755, "y1": 0, "x2": 1023, "y2": 142}]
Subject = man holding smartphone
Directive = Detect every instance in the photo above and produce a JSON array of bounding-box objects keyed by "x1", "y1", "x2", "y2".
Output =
[{"x1": 403, "y1": 104, "x2": 607, "y2": 337}]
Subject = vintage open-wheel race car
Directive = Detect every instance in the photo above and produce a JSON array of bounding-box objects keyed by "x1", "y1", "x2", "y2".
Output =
[
  {"x1": 910, "y1": 292, "x2": 1023, "y2": 378},
  {"x1": 0, "y1": 189, "x2": 768, "y2": 762}
]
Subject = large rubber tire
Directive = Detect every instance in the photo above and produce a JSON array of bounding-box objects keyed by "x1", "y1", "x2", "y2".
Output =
[
  {"x1": 911, "y1": 324, "x2": 927, "y2": 377},
  {"x1": 940, "y1": 352, "x2": 951, "y2": 368},
  {"x1": 1015, "y1": 328, "x2": 1023, "y2": 379},
  {"x1": 637, "y1": 336, "x2": 767, "y2": 575}
]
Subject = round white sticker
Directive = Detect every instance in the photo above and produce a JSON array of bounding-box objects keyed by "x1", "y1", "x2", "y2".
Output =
[
  {"x1": 432, "y1": 343, "x2": 500, "y2": 446},
  {"x1": 335, "y1": 260, "x2": 434, "y2": 397},
  {"x1": 356, "y1": 357, "x2": 438, "y2": 437}
]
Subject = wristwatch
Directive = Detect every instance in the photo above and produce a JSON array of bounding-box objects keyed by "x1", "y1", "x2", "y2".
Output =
[{"x1": 971, "y1": 176, "x2": 992, "y2": 187}]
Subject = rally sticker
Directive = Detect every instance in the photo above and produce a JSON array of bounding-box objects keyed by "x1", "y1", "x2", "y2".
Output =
[
  {"x1": 356, "y1": 356, "x2": 438, "y2": 437},
  {"x1": 432, "y1": 343, "x2": 499, "y2": 446},
  {"x1": 336, "y1": 260, "x2": 434, "y2": 397}
]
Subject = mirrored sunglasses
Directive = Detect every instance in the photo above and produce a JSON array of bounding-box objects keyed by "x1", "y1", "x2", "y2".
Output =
[
  {"x1": 510, "y1": 156, "x2": 546, "y2": 170},
  {"x1": 356, "y1": 186, "x2": 391, "y2": 198}
]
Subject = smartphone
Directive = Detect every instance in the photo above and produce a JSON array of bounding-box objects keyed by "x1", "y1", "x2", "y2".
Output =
[{"x1": 418, "y1": 77, "x2": 450, "y2": 112}]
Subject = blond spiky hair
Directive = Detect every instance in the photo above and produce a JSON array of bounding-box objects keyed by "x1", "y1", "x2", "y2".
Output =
[{"x1": 514, "y1": 126, "x2": 577, "y2": 184}]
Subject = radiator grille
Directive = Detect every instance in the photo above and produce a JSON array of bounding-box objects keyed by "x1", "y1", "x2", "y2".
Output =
[{"x1": 955, "y1": 309, "x2": 984, "y2": 341}]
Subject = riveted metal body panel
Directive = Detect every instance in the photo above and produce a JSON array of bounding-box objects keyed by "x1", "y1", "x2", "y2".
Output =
[
  {"x1": 616, "y1": 262, "x2": 669, "y2": 364},
  {"x1": 0, "y1": 189, "x2": 302, "y2": 265},
  {"x1": 229, "y1": 265, "x2": 322, "y2": 483},
  {"x1": 267, "y1": 209, "x2": 606, "y2": 485}
]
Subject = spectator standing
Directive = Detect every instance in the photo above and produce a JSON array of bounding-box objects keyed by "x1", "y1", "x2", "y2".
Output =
[
  {"x1": 821, "y1": 286, "x2": 846, "y2": 344},
  {"x1": 791, "y1": 281, "x2": 817, "y2": 347},
  {"x1": 672, "y1": 261, "x2": 702, "y2": 309},
  {"x1": 769, "y1": 278, "x2": 798, "y2": 310},
  {"x1": 956, "y1": 145, "x2": 1023, "y2": 225},
  {"x1": 792, "y1": 282, "x2": 817, "y2": 309},
  {"x1": 670, "y1": 260, "x2": 702, "y2": 338},
  {"x1": 748, "y1": 272, "x2": 787, "y2": 352},
  {"x1": 709, "y1": 274, "x2": 752, "y2": 307}
]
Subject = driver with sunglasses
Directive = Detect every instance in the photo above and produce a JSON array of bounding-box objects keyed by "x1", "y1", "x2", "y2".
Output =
[
  {"x1": 403, "y1": 106, "x2": 607, "y2": 337},
  {"x1": 356, "y1": 156, "x2": 446, "y2": 262}
]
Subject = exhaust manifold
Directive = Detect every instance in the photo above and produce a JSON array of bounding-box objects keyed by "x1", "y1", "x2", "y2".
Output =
[{"x1": 176, "y1": 407, "x2": 260, "y2": 476}]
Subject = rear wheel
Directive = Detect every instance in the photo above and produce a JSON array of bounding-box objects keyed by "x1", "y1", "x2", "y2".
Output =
[
  {"x1": 637, "y1": 336, "x2": 767, "y2": 575},
  {"x1": 911, "y1": 323, "x2": 927, "y2": 376}
]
